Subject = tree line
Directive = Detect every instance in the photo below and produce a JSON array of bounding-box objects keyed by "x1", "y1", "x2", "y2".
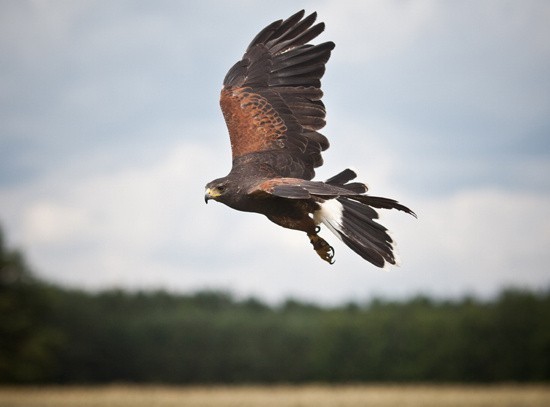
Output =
[{"x1": 1, "y1": 228, "x2": 549, "y2": 383}]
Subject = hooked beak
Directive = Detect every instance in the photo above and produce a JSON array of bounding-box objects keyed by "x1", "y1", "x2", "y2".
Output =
[{"x1": 204, "y1": 187, "x2": 218, "y2": 204}]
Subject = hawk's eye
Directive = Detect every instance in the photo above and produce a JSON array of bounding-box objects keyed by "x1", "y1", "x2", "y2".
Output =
[{"x1": 217, "y1": 185, "x2": 226, "y2": 193}]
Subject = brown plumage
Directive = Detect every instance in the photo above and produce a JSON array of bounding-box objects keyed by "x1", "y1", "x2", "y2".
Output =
[{"x1": 205, "y1": 10, "x2": 416, "y2": 266}]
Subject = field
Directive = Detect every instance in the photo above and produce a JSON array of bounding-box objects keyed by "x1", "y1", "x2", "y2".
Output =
[{"x1": 1, "y1": 385, "x2": 549, "y2": 407}]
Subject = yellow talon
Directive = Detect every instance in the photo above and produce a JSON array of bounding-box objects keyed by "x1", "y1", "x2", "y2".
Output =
[{"x1": 308, "y1": 234, "x2": 335, "y2": 264}]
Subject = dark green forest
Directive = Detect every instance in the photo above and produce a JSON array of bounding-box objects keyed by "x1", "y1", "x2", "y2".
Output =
[{"x1": 1, "y1": 229, "x2": 549, "y2": 384}]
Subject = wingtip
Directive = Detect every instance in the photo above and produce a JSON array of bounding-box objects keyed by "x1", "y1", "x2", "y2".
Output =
[
  {"x1": 313, "y1": 21, "x2": 326, "y2": 37},
  {"x1": 286, "y1": 9, "x2": 306, "y2": 23}
]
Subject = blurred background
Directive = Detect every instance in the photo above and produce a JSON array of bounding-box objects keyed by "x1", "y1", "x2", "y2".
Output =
[{"x1": 1, "y1": 0, "x2": 549, "y2": 384}]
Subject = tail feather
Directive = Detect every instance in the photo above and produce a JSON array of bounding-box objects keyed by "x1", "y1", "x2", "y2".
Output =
[
  {"x1": 313, "y1": 168, "x2": 415, "y2": 267},
  {"x1": 350, "y1": 195, "x2": 417, "y2": 218},
  {"x1": 340, "y1": 234, "x2": 388, "y2": 268},
  {"x1": 340, "y1": 197, "x2": 397, "y2": 265},
  {"x1": 339, "y1": 198, "x2": 389, "y2": 240},
  {"x1": 339, "y1": 194, "x2": 380, "y2": 221},
  {"x1": 315, "y1": 197, "x2": 398, "y2": 267}
]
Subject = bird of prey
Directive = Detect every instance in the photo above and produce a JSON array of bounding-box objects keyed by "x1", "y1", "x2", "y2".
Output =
[{"x1": 205, "y1": 10, "x2": 416, "y2": 267}]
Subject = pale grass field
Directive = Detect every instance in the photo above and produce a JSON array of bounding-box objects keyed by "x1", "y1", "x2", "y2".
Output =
[{"x1": 1, "y1": 385, "x2": 549, "y2": 407}]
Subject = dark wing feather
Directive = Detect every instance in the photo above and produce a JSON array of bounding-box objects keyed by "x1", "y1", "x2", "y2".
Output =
[
  {"x1": 251, "y1": 176, "x2": 416, "y2": 218},
  {"x1": 325, "y1": 169, "x2": 358, "y2": 185},
  {"x1": 251, "y1": 177, "x2": 365, "y2": 199},
  {"x1": 221, "y1": 10, "x2": 334, "y2": 180}
]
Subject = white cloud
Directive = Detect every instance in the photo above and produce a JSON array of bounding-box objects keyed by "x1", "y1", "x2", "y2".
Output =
[
  {"x1": 392, "y1": 188, "x2": 550, "y2": 297},
  {"x1": 4, "y1": 140, "x2": 213, "y2": 280},
  {"x1": 23, "y1": 202, "x2": 91, "y2": 245},
  {"x1": 318, "y1": 0, "x2": 436, "y2": 64},
  {"x1": 0, "y1": 1, "x2": 88, "y2": 62}
]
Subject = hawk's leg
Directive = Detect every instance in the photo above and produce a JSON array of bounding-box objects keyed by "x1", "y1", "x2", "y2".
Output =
[{"x1": 308, "y1": 233, "x2": 335, "y2": 264}]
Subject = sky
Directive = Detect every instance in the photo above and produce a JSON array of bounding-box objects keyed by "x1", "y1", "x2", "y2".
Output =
[{"x1": 1, "y1": 0, "x2": 549, "y2": 304}]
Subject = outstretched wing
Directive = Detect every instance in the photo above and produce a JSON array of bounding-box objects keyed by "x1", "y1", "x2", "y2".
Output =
[
  {"x1": 252, "y1": 172, "x2": 417, "y2": 217},
  {"x1": 220, "y1": 10, "x2": 334, "y2": 180}
]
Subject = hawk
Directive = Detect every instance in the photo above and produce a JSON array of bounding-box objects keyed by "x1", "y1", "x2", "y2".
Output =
[{"x1": 205, "y1": 10, "x2": 416, "y2": 266}]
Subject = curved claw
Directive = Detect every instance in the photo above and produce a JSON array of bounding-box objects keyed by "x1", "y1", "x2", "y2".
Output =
[{"x1": 308, "y1": 234, "x2": 335, "y2": 264}]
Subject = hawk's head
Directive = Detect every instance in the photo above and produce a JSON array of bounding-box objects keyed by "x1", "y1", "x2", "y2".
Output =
[{"x1": 204, "y1": 177, "x2": 232, "y2": 204}]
